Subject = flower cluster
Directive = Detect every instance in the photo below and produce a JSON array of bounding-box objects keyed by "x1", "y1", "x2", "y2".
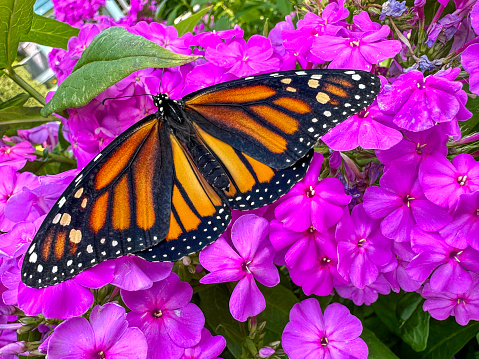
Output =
[{"x1": 3, "y1": 0, "x2": 479, "y2": 357}]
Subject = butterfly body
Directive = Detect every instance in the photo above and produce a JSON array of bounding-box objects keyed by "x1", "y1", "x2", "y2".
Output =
[{"x1": 22, "y1": 69, "x2": 380, "y2": 288}]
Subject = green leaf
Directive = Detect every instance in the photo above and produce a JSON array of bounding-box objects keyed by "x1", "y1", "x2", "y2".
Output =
[
  {"x1": 0, "y1": 93, "x2": 30, "y2": 109},
  {"x1": 198, "y1": 284, "x2": 243, "y2": 357},
  {"x1": 174, "y1": 6, "x2": 212, "y2": 37},
  {"x1": 415, "y1": 318, "x2": 479, "y2": 359},
  {"x1": 372, "y1": 292, "x2": 402, "y2": 335},
  {"x1": 41, "y1": 27, "x2": 200, "y2": 116},
  {"x1": 362, "y1": 327, "x2": 400, "y2": 359},
  {"x1": 258, "y1": 284, "x2": 298, "y2": 342},
  {"x1": 397, "y1": 292, "x2": 423, "y2": 322},
  {"x1": 20, "y1": 13, "x2": 80, "y2": 50},
  {"x1": 400, "y1": 305, "x2": 430, "y2": 352},
  {"x1": 0, "y1": 0, "x2": 36, "y2": 69},
  {"x1": 0, "y1": 107, "x2": 56, "y2": 137},
  {"x1": 276, "y1": 0, "x2": 292, "y2": 16}
]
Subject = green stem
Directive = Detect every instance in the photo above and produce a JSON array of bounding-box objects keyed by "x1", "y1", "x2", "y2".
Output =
[
  {"x1": 6, "y1": 67, "x2": 46, "y2": 106},
  {"x1": 34, "y1": 149, "x2": 76, "y2": 166}
]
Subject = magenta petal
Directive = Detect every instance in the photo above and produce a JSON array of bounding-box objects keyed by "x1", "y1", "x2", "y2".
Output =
[
  {"x1": 303, "y1": 153, "x2": 324, "y2": 186},
  {"x1": 89, "y1": 303, "x2": 127, "y2": 351},
  {"x1": 350, "y1": 253, "x2": 378, "y2": 289},
  {"x1": 324, "y1": 303, "x2": 362, "y2": 341},
  {"x1": 363, "y1": 186, "x2": 401, "y2": 219},
  {"x1": 74, "y1": 260, "x2": 115, "y2": 289},
  {"x1": 275, "y1": 195, "x2": 312, "y2": 232},
  {"x1": 47, "y1": 317, "x2": 94, "y2": 359},
  {"x1": 229, "y1": 275, "x2": 265, "y2": 322},
  {"x1": 406, "y1": 252, "x2": 447, "y2": 281},
  {"x1": 106, "y1": 327, "x2": 148, "y2": 359},
  {"x1": 322, "y1": 116, "x2": 360, "y2": 151},
  {"x1": 163, "y1": 303, "x2": 204, "y2": 348},
  {"x1": 231, "y1": 215, "x2": 269, "y2": 260},
  {"x1": 249, "y1": 244, "x2": 279, "y2": 287},
  {"x1": 430, "y1": 262, "x2": 472, "y2": 294},
  {"x1": 42, "y1": 281, "x2": 93, "y2": 319}
]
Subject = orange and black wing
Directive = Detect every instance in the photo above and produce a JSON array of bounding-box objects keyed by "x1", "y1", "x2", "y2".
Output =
[
  {"x1": 183, "y1": 69, "x2": 380, "y2": 170},
  {"x1": 21, "y1": 115, "x2": 173, "y2": 288},
  {"x1": 136, "y1": 134, "x2": 230, "y2": 262}
]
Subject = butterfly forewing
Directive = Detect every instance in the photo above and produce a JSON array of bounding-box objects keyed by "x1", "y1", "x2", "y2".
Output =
[
  {"x1": 136, "y1": 135, "x2": 231, "y2": 262},
  {"x1": 21, "y1": 116, "x2": 174, "y2": 288},
  {"x1": 184, "y1": 69, "x2": 380, "y2": 169}
]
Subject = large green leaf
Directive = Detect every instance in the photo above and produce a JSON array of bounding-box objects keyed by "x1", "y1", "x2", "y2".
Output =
[
  {"x1": 401, "y1": 305, "x2": 430, "y2": 352},
  {"x1": 0, "y1": 107, "x2": 56, "y2": 137},
  {"x1": 41, "y1": 27, "x2": 200, "y2": 116},
  {"x1": 198, "y1": 284, "x2": 243, "y2": 357},
  {"x1": 257, "y1": 284, "x2": 298, "y2": 343},
  {"x1": 0, "y1": 0, "x2": 36, "y2": 69},
  {"x1": 415, "y1": 319, "x2": 479, "y2": 359},
  {"x1": 20, "y1": 13, "x2": 79, "y2": 50},
  {"x1": 174, "y1": 6, "x2": 212, "y2": 37},
  {"x1": 362, "y1": 328, "x2": 400, "y2": 359}
]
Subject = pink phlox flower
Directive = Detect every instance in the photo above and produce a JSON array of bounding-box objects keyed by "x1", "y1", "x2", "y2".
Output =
[
  {"x1": 322, "y1": 103, "x2": 402, "y2": 151},
  {"x1": 406, "y1": 228, "x2": 479, "y2": 294},
  {"x1": 363, "y1": 161, "x2": 452, "y2": 242},
  {"x1": 335, "y1": 275, "x2": 391, "y2": 306},
  {"x1": 199, "y1": 215, "x2": 279, "y2": 322},
  {"x1": 18, "y1": 260, "x2": 115, "y2": 319},
  {"x1": 108, "y1": 68, "x2": 161, "y2": 98},
  {"x1": 53, "y1": 0, "x2": 105, "y2": 26},
  {"x1": 422, "y1": 273, "x2": 479, "y2": 326},
  {"x1": 110, "y1": 255, "x2": 172, "y2": 291},
  {"x1": 0, "y1": 218, "x2": 42, "y2": 259},
  {"x1": 206, "y1": 36, "x2": 280, "y2": 78},
  {"x1": 382, "y1": 242, "x2": 424, "y2": 293},
  {"x1": 419, "y1": 153, "x2": 479, "y2": 212},
  {"x1": 287, "y1": 228, "x2": 348, "y2": 296},
  {"x1": 45, "y1": 303, "x2": 148, "y2": 359},
  {"x1": 274, "y1": 153, "x2": 351, "y2": 233},
  {"x1": 121, "y1": 272, "x2": 205, "y2": 359},
  {"x1": 268, "y1": 15, "x2": 296, "y2": 70},
  {"x1": 181, "y1": 328, "x2": 226, "y2": 359},
  {"x1": 336, "y1": 204, "x2": 394, "y2": 289},
  {"x1": 131, "y1": 21, "x2": 192, "y2": 55},
  {"x1": 376, "y1": 126, "x2": 448, "y2": 172},
  {"x1": 0, "y1": 142, "x2": 36, "y2": 170},
  {"x1": 0, "y1": 167, "x2": 40, "y2": 232},
  {"x1": 67, "y1": 24, "x2": 104, "y2": 60},
  {"x1": 377, "y1": 69, "x2": 471, "y2": 132},
  {"x1": 191, "y1": 25, "x2": 244, "y2": 50},
  {"x1": 282, "y1": 299, "x2": 368, "y2": 359},
  {"x1": 439, "y1": 191, "x2": 479, "y2": 250},
  {"x1": 462, "y1": 43, "x2": 479, "y2": 96},
  {"x1": 17, "y1": 122, "x2": 59, "y2": 151},
  {"x1": 311, "y1": 17, "x2": 401, "y2": 70},
  {"x1": 160, "y1": 66, "x2": 194, "y2": 100},
  {"x1": 1, "y1": 257, "x2": 20, "y2": 306}
]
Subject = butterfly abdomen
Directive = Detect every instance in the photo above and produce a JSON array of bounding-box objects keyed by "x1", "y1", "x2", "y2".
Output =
[{"x1": 187, "y1": 139, "x2": 229, "y2": 190}]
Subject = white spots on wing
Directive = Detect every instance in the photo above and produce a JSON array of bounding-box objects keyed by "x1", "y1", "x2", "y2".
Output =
[
  {"x1": 281, "y1": 78, "x2": 292, "y2": 84},
  {"x1": 295, "y1": 71, "x2": 307, "y2": 75},
  {"x1": 29, "y1": 252, "x2": 37, "y2": 263},
  {"x1": 344, "y1": 70, "x2": 356, "y2": 74},
  {"x1": 67, "y1": 260, "x2": 73, "y2": 267},
  {"x1": 69, "y1": 229, "x2": 82, "y2": 243},
  {"x1": 286, "y1": 86, "x2": 297, "y2": 92},
  {"x1": 359, "y1": 84, "x2": 366, "y2": 89},
  {"x1": 100, "y1": 238, "x2": 106, "y2": 244},
  {"x1": 245, "y1": 76, "x2": 254, "y2": 80},
  {"x1": 93, "y1": 153, "x2": 102, "y2": 162},
  {"x1": 324, "y1": 111, "x2": 332, "y2": 117},
  {"x1": 311, "y1": 74, "x2": 322, "y2": 80},
  {"x1": 28, "y1": 243, "x2": 36, "y2": 254},
  {"x1": 87, "y1": 244, "x2": 94, "y2": 253},
  {"x1": 352, "y1": 74, "x2": 361, "y2": 81},
  {"x1": 52, "y1": 213, "x2": 61, "y2": 224},
  {"x1": 311, "y1": 118, "x2": 318, "y2": 123},
  {"x1": 58, "y1": 197, "x2": 66, "y2": 208},
  {"x1": 37, "y1": 264, "x2": 43, "y2": 273},
  {"x1": 52, "y1": 266, "x2": 58, "y2": 273},
  {"x1": 112, "y1": 240, "x2": 118, "y2": 247},
  {"x1": 308, "y1": 127, "x2": 314, "y2": 132}
]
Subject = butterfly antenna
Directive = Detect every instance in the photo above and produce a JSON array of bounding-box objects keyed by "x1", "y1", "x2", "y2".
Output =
[
  {"x1": 102, "y1": 93, "x2": 153, "y2": 105},
  {"x1": 159, "y1": 68, "x2": 165, "y2": 94}
]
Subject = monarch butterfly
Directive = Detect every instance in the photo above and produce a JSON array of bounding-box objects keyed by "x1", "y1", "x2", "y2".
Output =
[{"x1": 21, "y1": 69, "x2": 380, "y2": 288}]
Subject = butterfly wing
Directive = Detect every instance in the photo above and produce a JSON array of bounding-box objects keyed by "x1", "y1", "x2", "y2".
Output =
[
  {"x1": 21, "y1": 115, "x2": 174, "y2": 288},
  {"x1": 136, "y1": 134, "x2": 231, "y2": 262},
  {"x1": 183, "y1": 69, "x2": 380, "y2": 169}
]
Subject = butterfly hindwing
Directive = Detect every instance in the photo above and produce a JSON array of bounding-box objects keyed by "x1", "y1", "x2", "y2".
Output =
[
  {"x1": 194, "y1": 123, "x2": 314, "y2": 210},
  {"x1": 21, "y1": 116, "x2": 174, "y2": 288},
  {"x1": 136, "y1": 135, "x2": 231, "y2": 262},
  {"x1": 184, "y1": 69, "x2": 379, "y2": 169}
]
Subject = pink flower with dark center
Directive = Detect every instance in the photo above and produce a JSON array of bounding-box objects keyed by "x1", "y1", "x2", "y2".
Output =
[
  {"x1": 422, "y1": 273, "x2": 479, "y2": 326},
  {"x1": 322, "y1": 104, "x2": 402, "y2": 151},
  {"x1": 439, "y1": 192, "x2": 479, "y2": 250},
  {"x1": 45, "y1": 303, "x2": 147, "y2": 359},
  {"x1": 121, "y1": 272, "x2": 204, "y2": 359},
  {"x1": 0, "y1": 142, "x2": 36, "y2": 170},
  {"x1": 274, "y1": 153, "x2": 351, "y2": 233},
  {"x1": 377, "y1": 69, "x2": 471, "y2": 132},
  {"x1": 282, "y1": 299, "x2": 368, "y2": 359},
  {"x1": 336, "y1": 205, "x2": 393, "y2": 289},
  {"x1": 419, "y1": 153, "x2": 479, "y2": 211},
  {"x1": 363, "y1": 162, "x2": 451, "y2": 242},
  {"x1": 200, "y1": 215, "x2": 279, "y2": 322},
  {"x1": 406, "y1": 228, "x2": 479, "y2": 294}
]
